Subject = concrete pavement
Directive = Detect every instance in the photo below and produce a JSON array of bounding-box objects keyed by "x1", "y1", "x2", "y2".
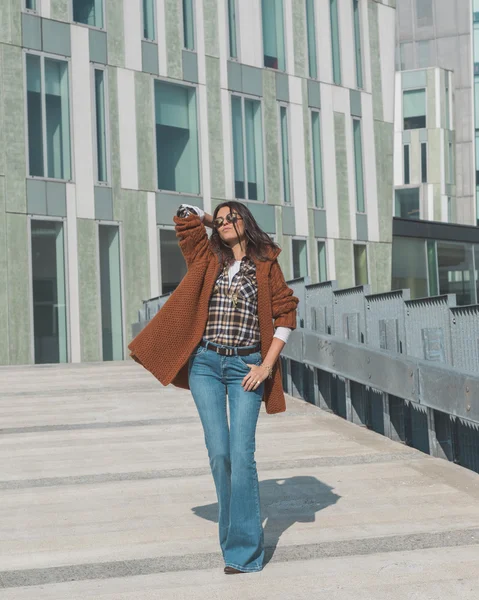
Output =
[{"x1": 1, "y1": 361, "x2": 479, "y2": 598}]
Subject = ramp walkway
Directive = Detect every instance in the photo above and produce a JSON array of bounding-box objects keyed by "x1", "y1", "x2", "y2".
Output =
[{"x1": 1, "y1": 362, "x2": 479, "y2": 598}]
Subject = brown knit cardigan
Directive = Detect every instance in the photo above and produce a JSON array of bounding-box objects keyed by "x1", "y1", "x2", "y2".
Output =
[{"x1": 128, "y1": 213, "x2": 299, "y2": 414}]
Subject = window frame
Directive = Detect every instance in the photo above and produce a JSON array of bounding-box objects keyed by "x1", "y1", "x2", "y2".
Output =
[
  {"x1": 230, "y1": 91, "x2": 267, "y2": 203},
  {"x1": 24, "y1": 49, "x2": 75, "y2": 183},
  {"x1": 278, "y1": 102, "x2": 292, "y2": 205},
  {"x1": 352, "y1": 0, "x2": 364, "y2": 90},
  {"x1": 91, "y1": 63, "x2": 111, "y2": 186},
  {"x1": 310, "y1": 108, "x2": 324, "y2": 209},
  {"x1": 28, "y1": 214, "x2": 71, "y2": 365},
  {"x1": 141, "y1": 0, "x2": 157, "y2": 42},
  {"x1": 353, "y1": 242, "x2": 369, "y2": 286},
  {"x1": 227, "y1": 0, "x2": 240, "y2": 60},
  {"x1": 330, "y1": 0, "x2": 342, "y2": 85},
  {"x1": 403, "y1": 143, "x2": 410, "y2": 185},
  {"x1": 316, "y1": 239, "x2": 328, "y2": 283},
  {"x1": 153, "y1": 76, "x2": 203, "y2": 197},
  {"x1": 394, "y1": 185, "x2": 422, "y2": 220},
  {"x1": 182, "y1": 0, "x2": 196, "y2": 51},
  {"x1": 96, "y1": 219, "x2": 126, "y2": 361},
  {"x1": 24, "y1": 0, "x2": 39, "y2": 13},
  {"x1": 261, "y1": 0, "x2": 287, "y2": 72},
  {"x1": 305, "y1": 0, "x2": 318, "y2": 80},
  {"x1": 291, "y1": 237, "x2": 309, "y2": 279},
  {"x1": 403, "y1": 87, "x2": 427, "y2": 130},
  {"x1": 421, "y1": 141, "x2": 427, "y2": 183},
  {"x1": 71, "y1": 0, "x2": 106, "y2": 31},
  {"x1": 352, "y1": 116, "x2": 366, "y2": 214}
]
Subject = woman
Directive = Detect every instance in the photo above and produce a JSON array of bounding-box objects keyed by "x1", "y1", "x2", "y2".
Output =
[{"x1": 128, "y1": 201, "x2": 298, "y2": 574}]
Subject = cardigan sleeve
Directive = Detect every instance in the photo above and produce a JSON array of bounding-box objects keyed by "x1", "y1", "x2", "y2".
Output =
[
  {"x1": 270, "y1": 259, "x2": 299, "y2": 330},
  {"x1": 173, "y1": 213, "x2": 213, "y2": 268}
]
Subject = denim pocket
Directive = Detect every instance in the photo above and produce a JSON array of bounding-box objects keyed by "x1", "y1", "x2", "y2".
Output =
[{"x1": 237, "y1": 351, "x2": 262, "y2": 367}]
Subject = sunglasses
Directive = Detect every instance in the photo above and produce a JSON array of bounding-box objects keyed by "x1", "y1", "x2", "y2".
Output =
[{"x1": 213, "y1": 212, "x2": 243, "y2": 229}]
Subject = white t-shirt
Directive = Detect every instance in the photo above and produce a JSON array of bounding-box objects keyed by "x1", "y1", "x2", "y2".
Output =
[{"x1": 180, "y1": 204, "x2": 292, "y2": 345}]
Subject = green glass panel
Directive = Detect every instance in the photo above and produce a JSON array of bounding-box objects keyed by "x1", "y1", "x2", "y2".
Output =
[
  {"x1": 354, "y1": 245, "x2": 368, "y2": 285},
  {"x1": 26, "y1": 0, "x2": 36, "y2": 9},
  {"x1": 318, "y1": 241, "x2": 327, "y2": 282},
  {"x1": 392, "y1": 237, "x2": 428, "y2": 298},
  {"x1": 73, "y1": 0, "x2": 103, "y2": 28},
  {"x1": 353, "y1": 119, "x2": 365, "y2": 213},
  {"x1": 330, "y1": 0, "x2": 341, "y2": 84},
  {"x1": 244, "y1": 99, "x2": 265, "y2": 201},
  {"x1": 353, "y1": 0, "x2": 363, "y2": 89},
  {"x1": 427, "y1": 240, "x2": 438, "y2": 296},
  {"x1": 228, "y1": 0, "x2": 238, "y2": 59},
  {"x1": 262, "y1": 0, "x2": 286, "y2": 70},
  {"x1": 306, "y1": 0, "x2": 317, "y2": 79},
  {"x1": 231, "y1": 95, "x2": 245, "y2": 198},
  {"x1": 45, "y1": 58, "x2": 71, "y2": 180},
  {"x1": 280, "y1": 106, "x2": 291, "y2": 203},
  {"x1": 143, "y1": 0, "x2": 156, "y2": 40},
  {"x1": 293, "y1": 239, "x2": 308, "y2": 278},
  {"x1": 311, "y1": 111, "x2": 324, "y2": 208},
  {"x1": 183, "y1": 0, "x2": 195, "y2": 50},
  {"x1": 26, "y1": 54, "x2": 44, "y2": 177},
  {"x1": 94, "y1": 69, "x2": 108, "y2": 182}
]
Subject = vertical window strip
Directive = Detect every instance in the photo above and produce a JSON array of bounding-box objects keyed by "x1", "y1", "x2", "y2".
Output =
[
  {"x1": 352, "y1": 0, "x2": 363, "y2": 89},
  {"x1": 73, "y1": 0, "x2": 103, "y2": 29},
  {"x1": 305, "y1": 0, "x2": 318, "y2": 79},
  {"x1": 317, "y1": 241, "x2": 327, "y2": 282},
  {"x1": 311, "y1": 110, "x2": 324, "y2": 208},
  {"x1": 183, "y1": 0, "x2": 195, "y2": 50},
  {"x1": 421, "y1": 142, "x2": 427, "y2": 183},
  {"x1": 293, "y1": 239, "x2": 308, "y2": 278},
  {"x1": 353, "y1": 119, "x2": 365, "y2": 213},
  {"x1": 403, "y1": 144, "x2": 410, "y2": 185},
  {"x1": 330, "y1": 0, "x2": 341, "y2": 84},
  {"x1": 94, "y1": 68, "x2": 108, "y2": 183},
  {"x1": 26, "y1": 0, "x2": 36, "y2": 10},
  {"x1": 280, "y1": 105, "x2": 291, "y2": 203},
  {"x1": 262, "y1": 0, "x2": 286, "y2": 70},
  {"x1": 448, "y1": 142, "x2": 454, "y2": 184},
  {"x1": 227, "y1": 0, "x2": 238, "y2": 59},
  {"x1": 354, "y1": 244, "x2": 368, "y2": 285},
  {"x1": 143, "y1": 0, "x2": 156, "y2": 40}
]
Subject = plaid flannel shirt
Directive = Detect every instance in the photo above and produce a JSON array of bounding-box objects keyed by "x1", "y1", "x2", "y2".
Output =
[{"x1": 203, "y1": 256, "x2": 260, "y2": 347}]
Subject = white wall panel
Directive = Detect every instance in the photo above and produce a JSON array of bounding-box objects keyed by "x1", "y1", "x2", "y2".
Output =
[
  {"x1": 66, "y1": 184, "x2": 81, "y2": 363},
  {"x1": 237, "y1": 0, "x2": 263, "y2": 67},
  {"x1": 362, "y1": 94, "x2": 380, "y2": 242},
  {"x1": 157, "y1": 0, "x2": 168, "y2": 76},
  {"x1": 117, "y1": 68, "x2": 139, "y2": 190},
  {"x1": 331, "y1": 85, "x2": 349, "y2": 115},
  {"x1": 378, "y1": 3, "x2": 396, "y2": 124},
  {"x1": 217, "y1": 0, "x2": 228, "y2": 88},
  {"x1": 40, "y1": 0, "x2": 51, "y2": 19},
  {"x1": 71, "y1": 26, "x2": 95, "y2": 219},
  {"x1": 320, "y1": 84, "x2": 339, "y2": 239},
  {"x1": 195, "y1": 0, "x2": 206, "y2": 85},
  {"x1": 338, "y1": 0, "x2": 355, "y2": 90},
  {"x1": 360, "y1": 0, "x2": 371, "y2": 93},
  {"x1": 394, "y1": 134, "x2": 403, "y2": 186},
  {"x1": 123, "y1": 0, "x2": 142, "y2": 71},
  {"x1": 147, "y1": 192, "x2": 160, "y2": 298},
  {"x1": 317, "y1": 0, "x2": 333, "y2": 84},
  {"x1": 394, "y1": 72, "x2": 402, "y2": 132},
  {"x1": 290, "y1": 103, "x2": 308, "y2": 236},
  {"x1": 289, "y1": 75, "x2": 302, "y2": 105}
]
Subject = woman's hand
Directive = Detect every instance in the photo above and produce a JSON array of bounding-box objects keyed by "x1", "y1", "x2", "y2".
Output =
[{"x1": 242, "y1": 364, "x2": 269, "y2": 392}]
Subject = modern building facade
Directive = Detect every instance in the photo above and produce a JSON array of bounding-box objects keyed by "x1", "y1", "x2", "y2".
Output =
[
  {"x1": 0, "y1": 0, "x2": 396, "y2": 366},
  {"x1": 395, "y1": 0, "x2": 475, "y2": 225}
]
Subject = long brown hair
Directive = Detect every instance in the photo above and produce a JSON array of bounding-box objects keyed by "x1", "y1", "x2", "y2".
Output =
[{"x1": 210, "y1": 201, "x2": 280, "y2": 266}]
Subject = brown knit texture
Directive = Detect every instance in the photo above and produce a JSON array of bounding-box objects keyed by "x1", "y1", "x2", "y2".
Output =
[{"x1": 128, "y1": 214, "x2": 299, "y2": 414}]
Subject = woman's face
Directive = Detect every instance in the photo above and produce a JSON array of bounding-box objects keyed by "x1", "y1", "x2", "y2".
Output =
[{"x1": 215, "y1": 206, "x2": 246, "y2": 246}]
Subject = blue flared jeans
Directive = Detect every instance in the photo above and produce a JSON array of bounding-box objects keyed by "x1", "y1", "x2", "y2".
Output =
[{"x1": 188, "y1": 338, "x2": 265, "y2": 572}]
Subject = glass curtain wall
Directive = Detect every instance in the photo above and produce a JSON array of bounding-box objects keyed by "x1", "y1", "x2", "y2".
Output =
[
  {"x1": 31, "y1": 221, "x2": 68, "y2": 364},
  {"x1": 99, "y1": 225, "x2": 124, "y2": 361},
  {"x1": 228, "y1": 0, "x2": 238, "y2": 59},
  {"x1": 279, "y1": 106, "x2": 291, "y2": 203},
  {"x1": 94, "y1": 68, "x2": 108, "y2": 182},
  {"x1": 159, "y1": 229, "x2": 187, "y2": 294},
  {"x1": 154, "y1": 81, "x2": 200, "y2": 194},
  {"x1": 261, "y1": 0, "x2": 286, "y2": 70},
  {"x1": 311, "y1": 110, "x2": 324, "y2": 208},
  {"x1": 73, "y1": 0, "x2": 103, "y2": 28},
  {"x1": 26, "y1": 55, "x2": 72, "y2": 180},
  {"x1": 231, "y1": 95, "x2": 265, "y2": 201},
  {"x1": 330, "y1": 0, "x2": 341, "y2": 84},
  {"x1": 292, "y1": 239, "x2": 308, "y2": 278},
  {"x1": 352, "y1": 0, "x2": 363, "y2": 88},
  {"x1": 305, "y1": 0, "x2": 318, "y2": 79},
  {"x1": 143, "y1": 0, "x2": 156, "y2": 40}
]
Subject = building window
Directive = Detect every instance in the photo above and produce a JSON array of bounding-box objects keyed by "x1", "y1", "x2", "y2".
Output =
[
  {"x1": 416, "y1": 0, "x2": 433, "y2": 28},
  {"x1": 31, "y1": 220, "x2": 68, "y2": 364},
  {"x1": 395, "y1": 188, "x2": 420, "y2": 220},
  {"x1": 403, "y1": 88, "x2": 426, "y2": 129},
  {"x1": 159, "y1": 228, "x2": 187, "y2": 294},
  {"x1": 353, "y1": 119, "x2": 365, "y2": 213},
  {"x1": 354, "y1": 244, "x2": 368, "y2": 286},
  {"x1": 279, "y1": 105, "x2": 291, "y2": 204},
  {"x1": 306, "y1": 0, "x2": 318, "y2": 79},
  {"x1": 421, "y1": 142, "x2": 427, "y2": 183},
  {"x1": 25, "y1": 0, "x2": 37, "y2": 10},
  {"x1": 261, "y1": 0, "x2": 286, "y2": 70},
  {"x1": 311, "y1": 110, "x2": 324, "y2": 208},
  {"x1": 445, "y1": 77, "x2": 451, "y2": 130},
  {"x1": 98, "y1": 224, "x2": 124, "y2": 361},
  {"x1": 154, "y1": 81, "x2": 200, "y2": 195},
  {"x1": 352, "y1": 0, "x2": 363, "y2": 89},
  {"x1": 330, "y1": 0, "x2": 341, "y2": 85},
  {"x1": 317, "y1": 241, "x2": 327, "y2": 282},
  {"x1": 183, "y1": 0, "x2": 195, "y2": 50},
  {"x1": 26, "y1": 54, "x2": 72, "y2": 180},
  {"x1": 231, "y1": 95, "x2": 265, "y2": 201},
  {"x1": 292, "y1": 239, "x2": 308, "y2": 278},
  {"x1": 142, "y1": 0, "x2": 156, "y2": 41},
  {"x1": 392, "y1": 237, "x2": 428, "y2": 298},
  {"x1": 73, "y1": 0, "x2": 104, "y2": 28},
  {"x1": 403, "y1": 144, "x2": 410, "y2": 185},
  {"x1": 437, "y1": 242, "x2": 475, "y2": 306},
  {"x1": 448, "y1": 141, "x2": 454, "y2": 184},
  {"x1": 227, "y1": 0, "x2": 238, "y2": 59},
  {"x1": 93, "y1": 68, "x2": 108, "y2": 183},
  {"x1": 417, "y1": 40, "x2": 430, "y2": 68}
]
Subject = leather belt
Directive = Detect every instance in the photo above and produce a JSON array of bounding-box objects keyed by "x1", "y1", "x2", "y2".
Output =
[{"x1": 199, "y1": 339, "x2": 261, "y2": 357}]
